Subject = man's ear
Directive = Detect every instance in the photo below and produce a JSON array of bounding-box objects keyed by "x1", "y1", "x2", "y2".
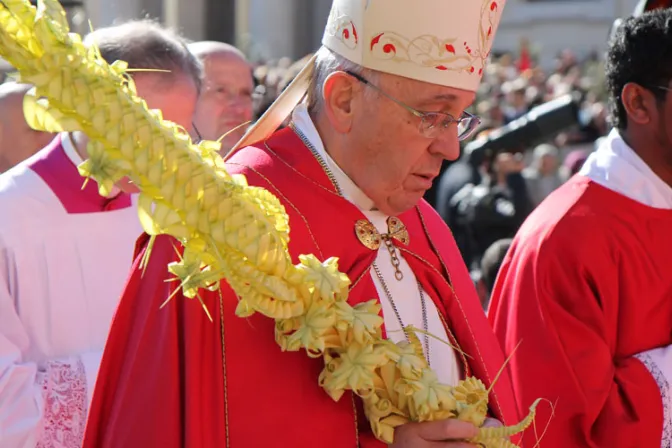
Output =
[
  {"x1": 621, "y1": 82, "x2": 657, "y2": 125},
  {"x1": 321, "y1": 71, "x2": 358, "y2": 134}
]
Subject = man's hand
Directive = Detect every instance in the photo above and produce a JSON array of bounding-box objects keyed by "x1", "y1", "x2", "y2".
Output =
[
  {"x1": 390, "y1": 419, "x2": 479, "y2": 447},
  {"x1": 481, "y1": 418, "x2": 502, "y2": 429},
  {"x1": 117, "y1": 177, "x2": 140, "y2": 194}
]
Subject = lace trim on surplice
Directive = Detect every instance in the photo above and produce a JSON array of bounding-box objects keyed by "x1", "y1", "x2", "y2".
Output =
[
  {"x1": 636, "y1": 352, "x2": 672, "y2": 448},
  {"x1": 36, "y1": 358, "x2": 88, "y2": 448}
]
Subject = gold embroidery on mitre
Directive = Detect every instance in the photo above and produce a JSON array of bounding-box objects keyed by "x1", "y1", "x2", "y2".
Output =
[
  {"x1": 368, "y1": 0, "x2": 501, "y2": 75},
  {"x1": 355, "y1": 217, "x2": 409, "y2": 250}
]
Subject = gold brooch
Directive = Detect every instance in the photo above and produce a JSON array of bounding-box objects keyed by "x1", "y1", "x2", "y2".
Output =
[{"x1": 355, "y1": 217, "x2": 409, "y2": 250}]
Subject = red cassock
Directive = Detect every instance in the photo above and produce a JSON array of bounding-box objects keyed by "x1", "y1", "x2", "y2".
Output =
[
  {"x1": 83, "y1": 128, "x2": 518, "y2": 448},
  {"x1": 489, "y1": 175, "x2": 672, "y2": 448}
]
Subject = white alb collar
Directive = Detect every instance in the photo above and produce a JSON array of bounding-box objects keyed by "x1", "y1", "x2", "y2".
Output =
[{"x1": 579, "y1": 129, "x2": 672, "y2": 209}]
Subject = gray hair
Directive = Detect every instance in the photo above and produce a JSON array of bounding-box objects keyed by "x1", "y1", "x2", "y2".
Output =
[
  {"x1": 533, "y1": 143, "x2": 559, "y2": 161},
  {"x1": 84, "y1": 19, "x2": 203, "y2": 92},
  {"x1": 307, "y1": 46, "x2": 377, "y2": 117}
]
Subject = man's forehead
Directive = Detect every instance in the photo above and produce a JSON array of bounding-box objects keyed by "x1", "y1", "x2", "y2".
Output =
[
  {"x1": 203, "y1": 57, "x2": 253, "y2": 86},
  {"x1": 424, "y1": 89, "x2": 475, "y2": 103},
  {"x1": 385, "y1": 73, "x2": 475, "y2": 106},
  {"x1": 196, "y1": 45, "x2": 250, "y2": 76},
  {"x1": 204, "y1": 54, "x2": 250, "y2": 72}
]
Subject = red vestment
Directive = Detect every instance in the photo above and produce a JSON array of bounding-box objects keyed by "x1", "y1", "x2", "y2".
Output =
[
  {"x1": 83, "y1": 128, "x2": 518, "y2": 447},
  {"x1": 489, "y1": 175, "x2": 672, "y2": 447},
  {"x1": 517, "y1": 47, "x2": 531, "y2": 73}
]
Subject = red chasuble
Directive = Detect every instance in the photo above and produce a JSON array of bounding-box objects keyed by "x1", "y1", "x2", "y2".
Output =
[
  {"x1": 83, "y1": 128, "x2": 518, "y2": 448},
  {"x1": 489, "y1": 175, "x2": 672, "y2": 448}
]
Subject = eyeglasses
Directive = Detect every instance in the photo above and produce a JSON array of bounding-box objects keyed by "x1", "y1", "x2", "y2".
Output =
[
  {"x1": 649, "y1": 85, "x2": 672, "y2": 94},
  {"x1": 192, "y1": 122, "x2": 203, "y2": 143},
  {"x1": 345, "y1": 70, "x2": 481, "y2": 141},
  {"x1": 204, "y1": 83, "x2": 259, "y2": 105}
]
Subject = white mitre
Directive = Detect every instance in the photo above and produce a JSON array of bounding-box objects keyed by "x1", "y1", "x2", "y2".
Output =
[{"x1": 231, "y1": 0, "x2": 506, "y2": 153}]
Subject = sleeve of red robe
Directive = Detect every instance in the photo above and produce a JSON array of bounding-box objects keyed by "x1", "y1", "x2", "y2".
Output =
[
  {"x1": 82, "y1": 234, "x2": 227, "y2": 448},
  {"x1": 488, "y1": 223, "x2": 663, "y2": 448}
]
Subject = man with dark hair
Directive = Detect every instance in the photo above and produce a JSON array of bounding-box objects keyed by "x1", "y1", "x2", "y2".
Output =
[
  {"x1": 489, "y1": 9, "x2": 672, "y2": 447},
  {"x1": 0, "y1": 20, "x2": 200, "y2": 448},
  {"x1": 477, "y1": 238, "x2": 511, "y2": 309}
]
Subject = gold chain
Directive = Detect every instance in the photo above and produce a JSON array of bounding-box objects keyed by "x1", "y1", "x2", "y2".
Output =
[
  {"x1": 372, "y1": 263, "x2": 429, "y2": 364},
  {"x1": 290, "y1": 123, "x2": 343, "y2": 196},
  {"x1": 382, "y1": 235, "x2": 403, "y2": 281}
]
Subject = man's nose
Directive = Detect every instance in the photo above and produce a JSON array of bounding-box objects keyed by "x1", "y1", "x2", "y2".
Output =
[{"x1": 428, "y1": 126, "x2": 460, "y2": 161}]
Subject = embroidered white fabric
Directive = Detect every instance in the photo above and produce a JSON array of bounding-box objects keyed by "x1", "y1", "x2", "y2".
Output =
[
  {"x1": 36, "y1": 359, "x2": 88, "y2": 448},
  {"x1": 635, "y1": 350, "x2": 672, "y2": 448}
]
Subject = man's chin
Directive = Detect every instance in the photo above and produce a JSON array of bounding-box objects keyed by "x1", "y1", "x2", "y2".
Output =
[{"x1": 378, "y1": 196, "x2": 423, "y2": 217}]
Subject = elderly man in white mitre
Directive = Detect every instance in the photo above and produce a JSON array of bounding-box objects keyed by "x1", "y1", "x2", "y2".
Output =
[{"x1": 84, "y1": 1, "x2": 521, "y2": 447}]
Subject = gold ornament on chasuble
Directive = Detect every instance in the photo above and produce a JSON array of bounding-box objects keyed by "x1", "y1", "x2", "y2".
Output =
[
  {"x1": 355, "y1": 217, "x2": 410, "y2": 250},
  {"x1": 355, "y1": 217, "x2": 409, "y2": 281}
]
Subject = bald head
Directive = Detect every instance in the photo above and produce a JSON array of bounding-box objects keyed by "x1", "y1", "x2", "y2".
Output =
[
  {"x1": 188, "y1": 41, "x2": 246, "y2": 61},
  {"x1": 188, "y1": 41, "x2": 254, "y2": 149},
  {"x1": 0, "y1": 82, "x2": 54, "y2": 172}
]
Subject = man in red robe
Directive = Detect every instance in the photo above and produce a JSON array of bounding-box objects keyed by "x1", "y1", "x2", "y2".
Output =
[
  {"x1": 84, "y1": 1, "x2": 520, "y2": 446},
  {"x1": 489, "y1": 9, "x2": 672, "y2": 447}
]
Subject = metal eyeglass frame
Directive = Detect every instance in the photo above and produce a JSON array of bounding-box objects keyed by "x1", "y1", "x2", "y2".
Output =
[
  {"x1": 344, "y1": 70, "x2": 481, "y2": 141},
  {"x1": 649, "y1": 85, "x2": 672, "y2": 94},
  {"x1": 192, "y1": 122, "x2": 203, "y2": 143}
]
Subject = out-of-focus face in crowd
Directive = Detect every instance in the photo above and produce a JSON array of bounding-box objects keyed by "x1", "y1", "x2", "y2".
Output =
[{"x1": 189, "y1": 41, "x2": 254, "y2": 151}]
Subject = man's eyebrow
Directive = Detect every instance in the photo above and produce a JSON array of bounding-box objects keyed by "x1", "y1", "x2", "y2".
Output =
[
  {"x1": 432, "y1": 93, "x2": 459, "y2": 102},
  {"x1": 416, "y1": 93, "x2": 460, "y2": 106}
]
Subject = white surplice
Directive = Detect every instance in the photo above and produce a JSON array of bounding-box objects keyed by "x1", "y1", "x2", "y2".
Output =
[
  {"x1": 292, "y1": 104, "x2": 460, "y2": 386},
  {"x1": 0, "y1": 134, "x2": 142, "y2": 447},
  {"x1": 581, "y1": 129, "x2": 672, "y2": 446}
]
